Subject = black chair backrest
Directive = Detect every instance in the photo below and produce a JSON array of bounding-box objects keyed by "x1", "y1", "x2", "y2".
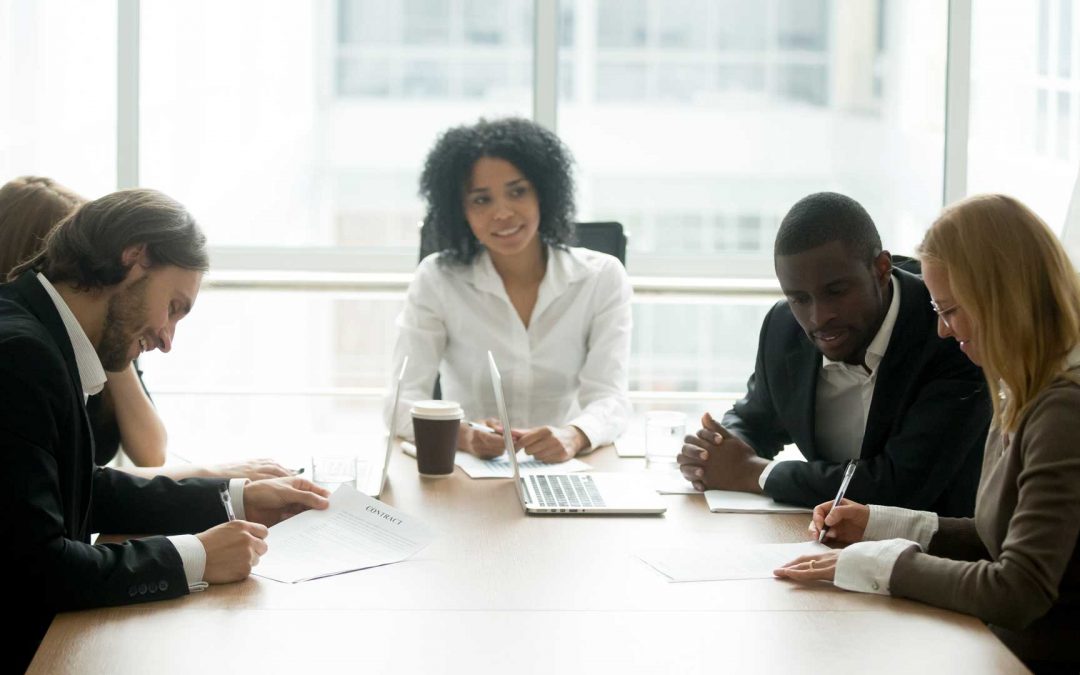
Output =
[
  {"x1": 574, "y1": 221, "x2": 627, "y2": 266},
  {"x1": 892, "y1": 253, "x2": 921, "y2": 276},
  {"x1": 419, "y1": 218, "x2": 627, "y2": 266}
]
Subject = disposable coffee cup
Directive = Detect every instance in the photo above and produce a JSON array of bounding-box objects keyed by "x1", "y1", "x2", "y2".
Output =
[{"x1": 411, "y1": 400, "x2": 464, "y2": 477}]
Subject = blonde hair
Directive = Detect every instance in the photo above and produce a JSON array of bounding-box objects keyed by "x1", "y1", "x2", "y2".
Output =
[
  {"x1": 0, "y1": 176, "x2": 84, "y2": 280},
  {"x1": 919, "y1": 194, "x2": 1080, "y2": 432}
]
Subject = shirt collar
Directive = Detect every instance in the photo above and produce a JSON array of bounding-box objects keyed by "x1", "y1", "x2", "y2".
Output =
[
  {"x1": 36, "y1": 273, "x2": 107, "y2": 396},
  {"x1": 467, "y1": 246, "x2": 592, "y2": 296},
  {"x1": 822, "y1": 274, "x2": 901, "y2": 373}
]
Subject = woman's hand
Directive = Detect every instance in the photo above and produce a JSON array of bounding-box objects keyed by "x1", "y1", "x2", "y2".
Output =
[
  {"x1": 457, "y1": 418, "x2": 507, "y2": 459},
  {"x1": 808, "y1": 498, "x2": 870, "y2": 545},
  {"x1": 773, "y1": 552, "x2": 840, "y2": 582},
  {"x1": 518, "y1": 425, "x2": 589, "y2": 463},
  {"x1": 210, "y1": 459, "x2": 295, "y2": 481}
]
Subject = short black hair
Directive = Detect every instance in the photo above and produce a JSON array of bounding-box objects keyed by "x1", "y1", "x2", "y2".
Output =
[
  {"x1": 774, "y1": 192, "x2": 882, "y2": 265},
  {"x1": 14, "y1": 188, "x2": 208, "y2": 289},
  {"x1": 419, "y1": 117, "x2": 575, "y2": 266}
]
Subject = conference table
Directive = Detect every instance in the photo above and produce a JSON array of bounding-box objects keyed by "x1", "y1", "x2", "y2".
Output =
[{"x1": 30, "y1": 433, "x2": 1026, "y2": 674}]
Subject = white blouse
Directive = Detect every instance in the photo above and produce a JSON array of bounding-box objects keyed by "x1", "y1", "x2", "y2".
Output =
[{"x1": 384, "y1": 245, "x2": 633, "y2": 448}]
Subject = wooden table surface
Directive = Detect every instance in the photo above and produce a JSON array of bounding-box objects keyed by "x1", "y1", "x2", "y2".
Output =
[{"x1": 30, "y1": 445, "x2": 1028, "y2": 674}]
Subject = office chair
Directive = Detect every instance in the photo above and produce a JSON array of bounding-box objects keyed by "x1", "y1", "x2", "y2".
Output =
[
  {"x1": 573, "y1": 221, "x2": 627, "y2": 266},
  {"x1": 419, "y1": 218, "x2": 628, "y2": 266},
  {"x1": 892, "y1": 253, "x2": 921, "y2": 276}
]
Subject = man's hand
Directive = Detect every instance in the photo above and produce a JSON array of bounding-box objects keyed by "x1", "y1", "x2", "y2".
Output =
[
  {"x1": 242, "y1": 476, "x2": 331, "y2": 527},
  {"x1": 676, "y1": 412, "x2": 769, "y2": 493},
  {"x1": 196, "y1": 520, "x2": 269, "y2": 583},
  {"x1": 518, "y1": 425, "x2": 589, "y2": 463}
]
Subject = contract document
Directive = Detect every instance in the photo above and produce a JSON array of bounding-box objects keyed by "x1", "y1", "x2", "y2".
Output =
[
  {"x1": 637, "y1": 541, "x2": 831, "y2": 582},
  {"x1": 253, "y1": 484, "x2": 434, "y2": 584}
]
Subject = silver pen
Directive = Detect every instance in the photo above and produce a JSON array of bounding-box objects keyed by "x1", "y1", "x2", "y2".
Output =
[
  {"x1": 219, "y1": 484, "x2": 237, "y2": 522},
  {"x1": 818, "y1": 460, "x2": 857, "y2": 543}
]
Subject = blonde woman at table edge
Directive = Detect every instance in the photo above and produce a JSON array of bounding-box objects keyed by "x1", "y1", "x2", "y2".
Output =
[
  {"x1": 0, "y1": 176, "x2": 293, "y2": 481},
  {"x1": 385, "y1": 118, "x2": 632, "y2": 463},
  {"x1": 774, "y1": 194, "x2": 1080, "y2": 674}
]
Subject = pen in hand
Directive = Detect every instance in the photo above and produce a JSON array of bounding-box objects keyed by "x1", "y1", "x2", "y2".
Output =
[
  {"x1": 467, "y1": 421, "x2": 498, "y2": 434},
  {"x1": 219, "y1": 484, "x2": 237, "y2": 522},
  {"x1": 818, "y1": 459, "x2": 857, "y2": 543}
]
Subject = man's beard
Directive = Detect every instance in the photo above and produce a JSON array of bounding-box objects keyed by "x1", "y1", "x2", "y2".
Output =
[{"x1": 98, "y1": 275, "x2": 150, "y2": 372}]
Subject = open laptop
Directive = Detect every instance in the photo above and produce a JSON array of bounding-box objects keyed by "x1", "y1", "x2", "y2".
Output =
[
  {"x1": 488, "y1": 352, "x2": 666, "y2": 515},
  {"x1": 357, "y1": 356, "x2": 407, "y2": 498}
]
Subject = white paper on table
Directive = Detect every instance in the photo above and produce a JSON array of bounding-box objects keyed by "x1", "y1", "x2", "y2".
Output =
[
  {"x1": 401, "y1": 442, "x2": 589, "y2": 478},
  {"x1": 637, "y1": 541, "x2": 831, "y2": 582},
  {"x1": 704, "y1": 490, "x2": 812, "y2": 513},
  {"x1": 653, "y1": 473, "x2": 700, "y2": 494},
  {"x1": 253, "y1": 484, "x2": 434, "y2": 584},
  {"x1": 453, "y1": 450, "x2": 590, "y2": 478}
]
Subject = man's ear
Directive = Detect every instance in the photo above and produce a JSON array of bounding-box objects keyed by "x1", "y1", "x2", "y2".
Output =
[
  {"x1": 873, "y1": 250, "x2": 893, "y2": 286},
  {"x1": 120, "y1": 244, "x2": 150, "y2": 269}
]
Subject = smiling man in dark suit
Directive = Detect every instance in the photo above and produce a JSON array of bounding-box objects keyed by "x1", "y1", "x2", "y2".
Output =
[
  {"x1": 0, "y1": 188, "x2": 330, "y2": 672},
  {"x1": 677, "y1": 192, "x2": 990, "y2": 516}
]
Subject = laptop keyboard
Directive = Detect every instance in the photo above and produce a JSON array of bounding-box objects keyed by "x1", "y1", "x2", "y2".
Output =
[{"x1": 526, "y1": 474, "x2": 606, "y2": 508}]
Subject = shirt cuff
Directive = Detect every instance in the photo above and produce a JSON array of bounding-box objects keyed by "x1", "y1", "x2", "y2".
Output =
[
  {"x1": 864, "y1": 504, "x2": 939, "y2": 548},
  {"x1": 166, "y1": 534, "x2": 208, "y2": 592},
  {"x1": 567, "y1": 414, "x2": 603, "y2": 450},
  {"x1": 834, "y1": 538, "x2": 920, "y2": 595},
  {"x1": 757, "y1": 460, "x2": 777, "y2": 490},
  {"x1": 229, "y1": 478, "x2": 249, "y2": 521}
]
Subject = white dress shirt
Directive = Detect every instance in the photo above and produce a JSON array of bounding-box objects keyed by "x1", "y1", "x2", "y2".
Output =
[
  {"x1": 386, "y1": 246, "x2": 633, "y2": 448},
  {"x1": 35, "y1": 273, "x2": 245, "y2": 592},
  {"x1": 759, "y1": 276, "x2": 901, "y2": 488}
]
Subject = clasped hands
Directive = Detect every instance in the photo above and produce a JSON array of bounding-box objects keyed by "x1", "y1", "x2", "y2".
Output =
[
  {"x1": 196, "y1": 476, "x2": 331, "y2": 583},
  {"x1": 675, "y1": 412, "x2": 770, "y2": 494},
  {"x1": 459, "y1": 417, "x2": 589, "y2": 463}
]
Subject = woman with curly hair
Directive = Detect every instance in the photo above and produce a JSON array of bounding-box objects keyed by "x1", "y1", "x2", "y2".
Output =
[
  {"x1": 774, "y1": 194, "x2": 1080, "y2": 673},
  {"x1": 385, "y1": 118, "x2": 632, "y2": 462}
]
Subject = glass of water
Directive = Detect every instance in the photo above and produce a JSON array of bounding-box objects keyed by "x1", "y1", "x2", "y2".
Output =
[
  {"x1": 645, "y1": 411, "x2": 687, "y2": 472},
  {"x1": 311, "y1": 454, "x2": 357, "y2": 492}
]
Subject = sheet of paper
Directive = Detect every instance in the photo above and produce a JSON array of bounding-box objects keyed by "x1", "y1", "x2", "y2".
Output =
[
  {"x1": 704, "y1": 490, "x2": 812, "y2": 513},
  {"x1": 652, "y1": 472, "x2": 699, "y2": 494},
  {"x1": 453, "y1": 449, "x2": 590, "y2": 478},
  {"x1": 253, "y1": 484, "x2": 434, "y2": 584},
  {"x1": 637, "y1": 541, "x2": 831, "y2": 582}
]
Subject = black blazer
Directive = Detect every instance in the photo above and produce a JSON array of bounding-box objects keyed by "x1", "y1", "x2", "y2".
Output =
[
  {"x1": 0, "y1": 272, "x2": 227, "y2": 672},
  {"x1": 722, "y1": 269, "x2": 991, "y2": 516}
]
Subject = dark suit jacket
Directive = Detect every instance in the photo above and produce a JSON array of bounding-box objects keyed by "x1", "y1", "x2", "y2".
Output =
[
  {"x1": 0, "y1": 272, "x2": 227, "y2": 672},
  {"x1": 723, "y1": 269, "x2": 991, "y2": 516}
]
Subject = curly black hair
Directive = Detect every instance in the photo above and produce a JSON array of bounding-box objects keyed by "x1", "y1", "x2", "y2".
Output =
[{"x1": 419, "y1": 117, "x2": 576, "y2": 266}]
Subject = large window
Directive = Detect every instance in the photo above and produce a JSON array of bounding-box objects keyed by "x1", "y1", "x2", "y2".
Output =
[
  {"x1": 10, "y1": 1, "x2": 1079, "y2": 404},
  {"x1": 968, "y1": 0, "x2": 1080, "y2": 231},
  {"x1": 0, "y1": 0, "x2": 116, "y2": 198},
  {"x1": 561, "y1": 0, "x2": 947, "y2": 278}
]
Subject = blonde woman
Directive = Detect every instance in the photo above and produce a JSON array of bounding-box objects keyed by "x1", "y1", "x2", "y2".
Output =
[{"x1": 774, "y1": 194, "x2": 1080, "y2": 673}]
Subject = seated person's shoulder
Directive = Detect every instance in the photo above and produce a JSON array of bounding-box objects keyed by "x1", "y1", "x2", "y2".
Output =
[{"x1": 0, "y1": 310, "x2": 68, "y2": 381}]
